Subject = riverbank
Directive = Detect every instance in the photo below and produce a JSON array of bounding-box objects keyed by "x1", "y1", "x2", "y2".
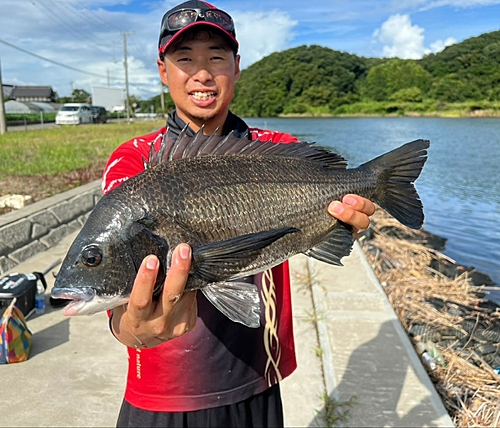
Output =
[
  {"x1": 278, "y1": 109, "x2": 500, "y2": 119},
  {"x1": 360, "y1": 209, "x2": 500, "y2": 426}
]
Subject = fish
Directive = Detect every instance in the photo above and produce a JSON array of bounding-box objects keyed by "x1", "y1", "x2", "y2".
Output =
[{"x1": 51, "y1": 128, "x2": 430, "y2": 328}]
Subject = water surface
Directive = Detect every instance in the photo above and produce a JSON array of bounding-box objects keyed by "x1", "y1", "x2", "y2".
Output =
[{"x1": 245, "y1": 117, "x2": 500, "y2": 286}]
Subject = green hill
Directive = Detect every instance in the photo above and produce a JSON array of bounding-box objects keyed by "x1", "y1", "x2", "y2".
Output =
[{"x1": 230, "y1": 30, "x2": 500, "y2": 117}]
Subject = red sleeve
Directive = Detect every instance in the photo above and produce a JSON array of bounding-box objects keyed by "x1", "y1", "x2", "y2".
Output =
[
  {"x1": 248, "y1": 127, "x2": 299, "y2": 144},
  {"x1": 101, "y1": 128, "x2": 166, "y2": 196}
]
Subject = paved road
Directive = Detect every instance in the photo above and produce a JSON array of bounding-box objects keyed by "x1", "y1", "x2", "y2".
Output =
[
  {"x1": 0, "y1": 231, "x2": 454, "y2": 427},
  {"x1": 5, "y1": 118, "x2": 127, "y2": 132}
]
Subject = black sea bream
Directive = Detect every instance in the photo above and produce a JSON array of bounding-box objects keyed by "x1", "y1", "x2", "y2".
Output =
[{"x1": 52, "y1": 129, "x2": 430, "y2": 327}]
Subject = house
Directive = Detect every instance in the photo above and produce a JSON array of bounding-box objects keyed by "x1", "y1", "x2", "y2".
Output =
[
  {"x1": 9, "y1": 86, "x2": 56, "y2": 102},
  {"x1": 2, "y1": 84, "x2": 14, "y2": 99}
]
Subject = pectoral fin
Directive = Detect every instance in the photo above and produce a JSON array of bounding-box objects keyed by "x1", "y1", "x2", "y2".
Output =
[
  {"x1": 202, "y1": 282, "x2": 261, "y2": 328},
  {"x1": 192, "y1": 227, "x2": 299, "y2": 283}
]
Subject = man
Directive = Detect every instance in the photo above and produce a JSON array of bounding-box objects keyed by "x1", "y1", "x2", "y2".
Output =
[{"x1": 105, "y1": 1, "x2": 375, "y2": 426}]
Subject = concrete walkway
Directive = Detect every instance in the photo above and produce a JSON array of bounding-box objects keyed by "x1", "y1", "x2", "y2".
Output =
[{"x1": 0, "y1": 231, "x2": 454, "y2": 427}]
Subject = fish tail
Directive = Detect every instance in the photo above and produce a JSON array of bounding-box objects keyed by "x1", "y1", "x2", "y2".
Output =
[{"x1": 360, "y1": 139, "x2": 430, "y2": 229}]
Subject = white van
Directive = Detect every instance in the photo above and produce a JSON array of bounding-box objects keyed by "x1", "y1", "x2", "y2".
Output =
[{"x1": 55, "y1": 103, "x2": 93, "y2": 125}]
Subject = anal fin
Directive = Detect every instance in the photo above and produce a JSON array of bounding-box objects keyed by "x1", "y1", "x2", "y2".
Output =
[
  {"x1": 201, "y1": 282, "x2": 261, "y2": 328},
  {"x1": 305, "y1": 222, "x2": 354, "y2": 266}
]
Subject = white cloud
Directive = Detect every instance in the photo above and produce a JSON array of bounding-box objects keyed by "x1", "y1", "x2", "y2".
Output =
[
  {"x1": 417, "y1": 0, "x2": 500, "y2": 10},
  {"x1": 429, "y1": 37, "x2": 457, "y2": 52},
  {"x1": 373, "y1": 14, "x2": 426, "y2": 59},
  {"x1": 0, "y1": 1, "x2": 297, "y2": 98},
  {"x1": 373, "y1": 14, "x2": 456, "y2": 59},
  {"x1": 232, "y1": 11, "x2": 298, "y2": 69}
]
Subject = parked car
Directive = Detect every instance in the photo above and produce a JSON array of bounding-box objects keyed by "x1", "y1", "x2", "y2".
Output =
[
  {"x1": 55, "y1": 103, "x2": 93, "y2": 125},
  {"x1": 90, "y1": 106, "x2": 108, "y2": 124}
]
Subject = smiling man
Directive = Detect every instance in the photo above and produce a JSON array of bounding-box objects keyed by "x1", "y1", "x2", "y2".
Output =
[
  {"x1": 103, "y1": 1, "x2": 375, "y2": 427},
  {"x1": 158, "y1": 24, "x2": 240, "y2": 130}
]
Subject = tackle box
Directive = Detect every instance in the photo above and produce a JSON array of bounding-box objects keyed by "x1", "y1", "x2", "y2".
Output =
[{"x1": 0, "y1": 272, "x2": 45, "y2": 318}]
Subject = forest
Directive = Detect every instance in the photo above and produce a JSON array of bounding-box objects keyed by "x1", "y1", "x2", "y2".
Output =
[{"x1": 227, "y1": 30, "x2": 500, "y2": 117}]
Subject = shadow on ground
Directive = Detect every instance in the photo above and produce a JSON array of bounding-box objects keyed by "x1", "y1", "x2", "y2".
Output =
[{"x1": 309, "y1": 320, "x2": 450, "y2": 427}]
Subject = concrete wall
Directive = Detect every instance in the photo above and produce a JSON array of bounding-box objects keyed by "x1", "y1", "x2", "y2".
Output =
[{"x1": 0, "y1": 180, "x2": 101, "y2": 275}]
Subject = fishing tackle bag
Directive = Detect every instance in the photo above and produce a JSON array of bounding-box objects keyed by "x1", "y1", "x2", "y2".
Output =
[
  {"x1": 0, "y1": 297, "x2": 32, "y2": 364},
  {"x1": 0, "y1": 272, "x2": 47, "y2": 318}
]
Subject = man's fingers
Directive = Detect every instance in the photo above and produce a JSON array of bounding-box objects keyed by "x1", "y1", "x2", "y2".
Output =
[
  {"x1": 343, "y1": 195, "x2": 376, "y2": 216},
  {"x1": 161, "y1": 244, "x2": 192, "y2": 307},
  {"x1": 328, "y1": 195, "x2": 375, "y2": 232},
  {"x1": 128, "y1": 255, "x2": 160, "y2": 319}
]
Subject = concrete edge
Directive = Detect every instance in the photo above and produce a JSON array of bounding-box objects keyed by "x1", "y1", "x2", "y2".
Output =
[
  {"x1": 308, "y1": 257, "x2": 339, "y2": 400},
  {"x1": 354, "y1": 244, "x2": 453, "y2": 422},
  {"x1": 312, "y1": 242, "x2": 454, "y2": 426}
]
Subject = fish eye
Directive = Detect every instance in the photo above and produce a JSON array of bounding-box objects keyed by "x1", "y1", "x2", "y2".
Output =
[{"x1": 81, "y1": 246, "x2": 103, "y2": 267}]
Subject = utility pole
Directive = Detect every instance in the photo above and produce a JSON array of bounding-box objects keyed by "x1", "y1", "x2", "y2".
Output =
[
  {"x1": 0, "y1": 56, "x2": 7, "y2": 135},
  {"x1": 121, "y1": 31, "x2": 134, "y2": 124}
]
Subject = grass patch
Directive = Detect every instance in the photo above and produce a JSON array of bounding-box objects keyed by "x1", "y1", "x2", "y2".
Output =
[
  {"x1": 318, "y1": 393, "x2": 357, "y2": 427},
  {"x1": 0, "y1": 121, "x2": 164, "y2": 179}
]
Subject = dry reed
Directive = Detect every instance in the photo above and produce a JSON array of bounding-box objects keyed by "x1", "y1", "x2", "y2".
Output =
[{"x1": 360, "y1": 209, "x2": 500, "y2": 427}]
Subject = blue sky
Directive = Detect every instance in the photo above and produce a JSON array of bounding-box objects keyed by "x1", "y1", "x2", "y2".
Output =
[{"x1": 1, "y1": 0, "x2": 499, "y2": 99}]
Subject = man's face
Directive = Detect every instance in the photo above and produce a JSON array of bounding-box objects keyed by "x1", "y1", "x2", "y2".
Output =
[{"x1": 158, "y1": 30, "x2": 240, "y2": 133}]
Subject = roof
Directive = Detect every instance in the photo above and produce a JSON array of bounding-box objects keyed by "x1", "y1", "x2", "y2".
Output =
[
  {"x1": 2, "y1": 84, "x2": 14, "y2": 98},
  {"x1": 10, "y1": 86, "x2": 55, "y2": 99}
]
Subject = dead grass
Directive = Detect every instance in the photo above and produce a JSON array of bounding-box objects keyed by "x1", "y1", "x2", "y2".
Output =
[
  {"x1": 0, "y1": 164, "x2": 104, "y2": 215},
  {"x1": 360, "y1": 210, "x2": 500, "y2": 426}
]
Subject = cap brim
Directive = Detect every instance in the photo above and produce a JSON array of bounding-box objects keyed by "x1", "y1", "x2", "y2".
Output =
[{"x1": 159, "y1": 21, "x2": 238, "y2": 58}]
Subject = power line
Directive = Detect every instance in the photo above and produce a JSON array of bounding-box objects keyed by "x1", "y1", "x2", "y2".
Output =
[
  {"x1": 0, "y1": 37, "x2": 158, "y2": 96},
  {"x1": 30, "y1": 1, "x2": 105, "y2": 53},
  {"x1": 0, "y1": 37, "x2": 123, "y2": 81}
]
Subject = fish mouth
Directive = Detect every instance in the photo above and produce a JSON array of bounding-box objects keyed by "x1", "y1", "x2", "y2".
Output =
[
  {"x1": 51, "y1": 287, "x2": 129, "y2": 316},
  {"x1": 51, "y1": 287, "x2": 96, "y2": 316}
]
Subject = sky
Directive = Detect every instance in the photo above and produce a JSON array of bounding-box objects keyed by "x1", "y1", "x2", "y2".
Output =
[{"x1": 0, "y1": 0, "x2": 499, "y2": 100}]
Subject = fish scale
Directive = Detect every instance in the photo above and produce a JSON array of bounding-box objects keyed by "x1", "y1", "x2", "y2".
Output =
[
  {"x1": 138, "y1": 156, "x2": 336, "y2": 241},
  {"x1": 52, "y1": 129, "x2": 430, "y2": 328}
]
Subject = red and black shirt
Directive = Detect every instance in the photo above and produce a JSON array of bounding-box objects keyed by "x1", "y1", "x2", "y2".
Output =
[{"x1": 102, "y1": 112, "x2": 298, "y2": 412}]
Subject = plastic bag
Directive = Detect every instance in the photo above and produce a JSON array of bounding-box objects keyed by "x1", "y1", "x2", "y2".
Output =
[{"x1": 0, "y1": 298, "x2": 32, "y2": 364}]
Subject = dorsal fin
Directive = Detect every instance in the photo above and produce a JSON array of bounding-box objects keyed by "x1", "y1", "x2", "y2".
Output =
[{"x1": 144, "y1": 124, "x2": 348, "y2": 170}]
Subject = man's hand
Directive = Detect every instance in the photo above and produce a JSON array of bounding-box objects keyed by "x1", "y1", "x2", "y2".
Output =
[
  {"x1": 111, "y1": 244, "x2": 197, "y2": 349},
  {"x1": 328, "y1": 194, "x2": 376, "y2": 239}
]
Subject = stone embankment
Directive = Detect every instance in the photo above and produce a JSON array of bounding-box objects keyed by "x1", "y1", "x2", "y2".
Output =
[{"x1": 0, "y1": 180, "x2": 101, "y2": 275}]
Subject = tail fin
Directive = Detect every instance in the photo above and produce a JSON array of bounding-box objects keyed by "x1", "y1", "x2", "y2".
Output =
[{"x1": 360, "y1": 139, "x2": 430, "y2": 229}]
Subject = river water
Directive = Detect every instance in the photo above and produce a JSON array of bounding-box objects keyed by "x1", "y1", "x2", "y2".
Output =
[{"x1": 245, "y1": 117, "x2": 500, "y2": 288}]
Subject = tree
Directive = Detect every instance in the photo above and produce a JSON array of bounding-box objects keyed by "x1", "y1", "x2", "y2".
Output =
[
  {"x1": 361, "y1": 59, "x2": 432, "y2": 101},
  {"x1": 389, "y1": 87, "x2": 423, "y2": 103},
  {"x1": 71, "y1": 89, "x2": 90, "y2": 103},
  {"x1": 428, "y1": 74, "x2": 481, "y2": 102},
  {"x1": 58, "y1": 88, "x2": 90, "y2": 104}
]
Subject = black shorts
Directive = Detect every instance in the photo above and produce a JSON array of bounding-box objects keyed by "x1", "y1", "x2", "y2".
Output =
[{"x1": 116, "y1": 384, "x2": 284, "y2": 428}]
